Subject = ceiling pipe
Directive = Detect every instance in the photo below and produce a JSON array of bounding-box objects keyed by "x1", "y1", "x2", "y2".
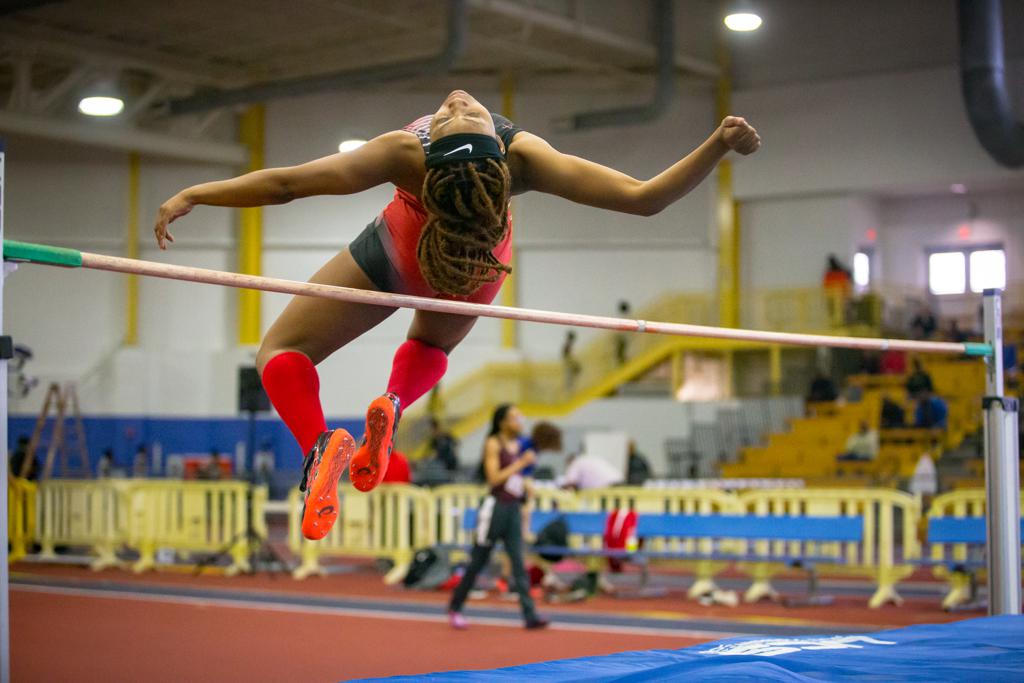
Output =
[
  {"x1": 166, "y1": 0, "x2": 467, "y2": 116},
  {"x1": 568, "y1": 0, "x2": 674, "y2": 131},
  {"x1": 469, "y1": 0, "x2": 718, "y2": 79},
  {"x1": 959, "y1": 0, "x2": 1024, "y2": 168}
]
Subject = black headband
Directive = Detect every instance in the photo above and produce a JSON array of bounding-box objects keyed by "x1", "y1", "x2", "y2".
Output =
[{"x1": 424, "y1": 133, "x2": 503, "y2": 169}]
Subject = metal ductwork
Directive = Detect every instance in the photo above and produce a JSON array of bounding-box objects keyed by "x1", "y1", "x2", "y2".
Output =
[
  {"x1": 568, "y1": 0, "x2": 675, "y2": 131},
  {"x1": 166, "y1": 0, "x2": 467, "y2": 116},
  {"x1": 959, "y1": 0, "x2": 1024, "y2": 168}
]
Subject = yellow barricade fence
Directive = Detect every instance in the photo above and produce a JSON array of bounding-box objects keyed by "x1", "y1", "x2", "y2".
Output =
[
  {"x1": 36, "y1": 479, "x2": 130, "y2": 570},
  {"x1": 127, "y1": 480, "x2": 258, "y2": 575},
  {"x1": 737, "y1": 488, "x2": 921, "y2": 608},
  {"x1": 926, "y1": 488, "x2": 1024, "y2": 609},
  {"x1": 573, "y1": 487, "x2": 745, "y2": 598},
  {"x1": 430, "y1": 484, "x2": 488, "y2": 548},
  {"x1": 7, "y1": 476, "x2": 37, "y2": 563},
  {"x1": 288, "y1": 483, "x2": 433, "y2": 581}
]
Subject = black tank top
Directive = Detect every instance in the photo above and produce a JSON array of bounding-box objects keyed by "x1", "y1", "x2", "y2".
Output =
[{"x1": 489, "y1": 438, "x2": 526, "y2": 504}]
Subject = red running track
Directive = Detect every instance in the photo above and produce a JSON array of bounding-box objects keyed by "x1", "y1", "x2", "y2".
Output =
[{"x1": 10, "y1": 588, "x2": 705, "y2": 682}]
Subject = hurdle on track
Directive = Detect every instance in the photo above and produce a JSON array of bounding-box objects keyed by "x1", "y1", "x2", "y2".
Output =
[{"x1": 0, "y1": 235, "x2": 1020, "y2": 680}]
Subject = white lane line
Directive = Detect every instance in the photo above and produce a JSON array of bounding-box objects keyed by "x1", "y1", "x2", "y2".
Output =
[{"x1": 13, "y1": 583, "x2": 741, "y2": 640}]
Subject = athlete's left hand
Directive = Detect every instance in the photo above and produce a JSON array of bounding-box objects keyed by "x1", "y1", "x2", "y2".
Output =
[{"x1": 719, "y1": 116, "x2": 761, "y2": 155}]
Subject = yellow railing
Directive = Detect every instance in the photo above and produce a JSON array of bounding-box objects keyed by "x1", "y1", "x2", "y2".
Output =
[
  {"x1": 398, "y1": 292, "x2": 717, "y2": 455},
  {"x1": 37, "y1": 479, "x2": 129, "y2": 570},
  {"x1": 15, "y1": 478, "x2": 978, "y2": 610},
  {"x1": 926, "y1": 488, "x2": 1024, "y2": 609},
  {"x1": 398, "y1": 286, "x2": 889, "y2": 458},
  {"x1": 736, "y1": 488, "x2": 920, "y2": 607},
  {"x1": 286, "y1": 484, "x2": 917, "y2": 608},
  {"x1": 28, "y1": 479, "x2": 263, "y2": 575},
  {"x1": 8, "y1": 476, "x2": 37, "y2": 562},
  {"x1": 288, "y1": 483, "x2": 433, "y2": 581},
  {"x1": 128, "y1": 480, "x2": 258, "y2": 575}
]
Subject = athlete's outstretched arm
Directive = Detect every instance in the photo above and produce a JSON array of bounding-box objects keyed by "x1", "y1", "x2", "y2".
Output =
[
  {"x1": 153, "y1": 131, "x2": 418, "y2": 249},
  {"x1": 515, "y1": 116, "x2": 760, "y2": 217}
]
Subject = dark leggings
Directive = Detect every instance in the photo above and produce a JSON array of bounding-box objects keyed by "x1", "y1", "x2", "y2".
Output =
[{"x1": 448, "y1": 497, "x2": 538, "y2": 621}]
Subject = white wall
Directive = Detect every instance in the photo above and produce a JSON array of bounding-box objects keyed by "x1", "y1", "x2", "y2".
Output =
[
  {"x1": 735, "y1": 65, "x2": 1024, "y2": 307},
  {"x1": 732, "y1": 66, "x2": 1024, "y2": 200}
]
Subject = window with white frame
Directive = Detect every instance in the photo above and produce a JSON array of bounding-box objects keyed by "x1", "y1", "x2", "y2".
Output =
[
  {"x1": 928, "y1": 246, "x2": 1006, "y2": 295},
  {"x1": 853, "y1": 251, "x2": 871, "y2": 290}
]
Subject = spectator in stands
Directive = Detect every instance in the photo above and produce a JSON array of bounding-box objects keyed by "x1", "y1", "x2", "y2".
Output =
[
  {"x1": 822, "y1": 254, "x2": 852, "y2": 326},
  {"x1": 905, "y1": 358, "x2": 934, "y2": 398},
  {"x1": 428, "y1": 417, "x2": 459, "y2": 473},
  {"x1": 910, "y1": 303, "x2": 937, "y2": 340},
  {"x1": 382, "y1": 449, "x2": 412, "y2": 484},
  {"x1": 527, "y1": 421, "x2": 564, "y2": 481},
  {"x1": 914, "y1": 391, "x2": 948, "y2": 430},
  {"x1": 806, "y1": 371, "x2": 839, "y2": 404},
  {"x1": 9, "y1": 435, "x2": 36, "y2": 480},
  {"x1": 946, "y1": 320, "x2": 969, "y2": 343},
  {"x1": 836, "y1": 421, "x2": 879, "y2": 461},
  {"x1": 200, "y1": 450, "x2": 223, "y2": 480},
  {"x1": 132, "y1": 444, "x2": 149, "y2": 478},
  {"x1": 881, "y1": 396, "x2": 907, "y2": 428},
  {"x1": 860, "y1": 350, "x2": 882, "y2": 375},
  {"x1": 880, "y1": 349, "x2": 907, "y2": 375},
  {"x1": 626, "y1": 440, "x2": 651, "y2": 485},
  {"x1": 615, "y1": 300, "x2": 631, "y2": 365},
  {"x1": 562, "y1": 331, "x2": 581, "y2": 393},
  {"x1": 560, "y1": 452, "x2": 624, "y2": 491},
  {"x1": 97, "y1": 449, "x2": 115, "y2": 478},
  {"x1": 448, "y1": 404, "x2": 547, "y2": 630}
]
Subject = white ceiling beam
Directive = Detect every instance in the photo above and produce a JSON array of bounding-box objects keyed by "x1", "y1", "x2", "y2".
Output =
[
  {"x1": 33, "y1": 64, "x2": 92, "y2": 113},
  {"x1": 468, "y1": 0, "x2": 721, "y2": 80},
  {"x1": 2, "y1": 23, "x2": 239, "y2": 88},
  {"x1": 0, "y1": 109, "x2": 246, "y2": 165},
  {"x1": 7, "y1": 58, "x2": 33, "y2": 111},
  {"x1": 123, "y1": 80, "x2": 168, "y2": 121}
]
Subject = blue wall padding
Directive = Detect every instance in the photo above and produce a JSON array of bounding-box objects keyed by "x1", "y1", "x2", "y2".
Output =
[{"x1": 8, "y1": 414, "x2": 363, "y2": 476}]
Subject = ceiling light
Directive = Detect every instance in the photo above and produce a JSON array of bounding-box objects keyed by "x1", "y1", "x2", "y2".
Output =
[
  {"x1": 78, "y1": 95, "x2": 124, "y2": 117},
  {"x1": 338, "y1": 139, "x2": 367, "y2": 153},
  {"x1": 724, "y1": 12, "x2": 762, "y2": 32},
  {"x1": 950, "y1": 183, "x2": 967, "y2": 194}
]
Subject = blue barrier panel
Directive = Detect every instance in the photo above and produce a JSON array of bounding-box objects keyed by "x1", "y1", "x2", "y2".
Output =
[
  {"x1": 636, "y1": 514, "x2": 863, "y2": 542},
  {"x1": 929, "y1": 517, "x2": 1024, "y2": 544}
]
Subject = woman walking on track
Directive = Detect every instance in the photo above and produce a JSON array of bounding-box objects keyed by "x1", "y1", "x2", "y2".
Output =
[
  {"x1": 448, "y1": 404, "x2": 543, "y2": 630},
  {"x1": 152, "y1": 89, "x2": 760, "y2": 541}
]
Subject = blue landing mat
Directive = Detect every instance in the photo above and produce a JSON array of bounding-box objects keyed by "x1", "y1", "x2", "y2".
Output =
[{"x1": 363, "y1": 615, "x2": 1024, "y2": 682}]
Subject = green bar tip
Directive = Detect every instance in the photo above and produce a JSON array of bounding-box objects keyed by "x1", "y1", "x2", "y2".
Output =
[
  {"x1": 963, "y1": 342, "x2": 994, "y2": 357},
  {"x1": 3, "y1": 240, "x2": 82, "y2": 268}
]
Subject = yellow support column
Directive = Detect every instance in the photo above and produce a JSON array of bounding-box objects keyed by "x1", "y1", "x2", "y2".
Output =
[
  {"x1": 238, "y1": 105, "x2": 265, "y2": 345},
  {"x1": 125, "y1": 152, "x2": 140, "y2": 346},
  {"x1": 716, "y1": 41, "x2": 740, "y2": 397},
  {"x1": 670, "y1": 350, "x2": 685, "y2": 396},
  {"x1": 500, "y1": 75, "x2": 518, "y2": 349},
  {"x1": 769, "y1": 345, "x2": 782, "y2": 395}
]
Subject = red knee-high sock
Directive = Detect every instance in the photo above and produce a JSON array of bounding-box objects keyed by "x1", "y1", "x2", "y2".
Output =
[
  {"x1": 261, "y1": 351, "x2": 327, "y2": 455},
  {"x1": 386, "y1": 340, "x2": 448, "y2": 409}
]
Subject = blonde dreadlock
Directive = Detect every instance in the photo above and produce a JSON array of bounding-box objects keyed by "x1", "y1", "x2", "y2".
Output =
[{"x1": 418, "y1": 158, "x2": 512, "y2": 297}]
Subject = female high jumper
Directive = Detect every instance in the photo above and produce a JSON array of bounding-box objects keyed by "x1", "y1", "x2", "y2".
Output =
[{"x1": 153, "y1": 89, "x2": 760, "y2": 540}]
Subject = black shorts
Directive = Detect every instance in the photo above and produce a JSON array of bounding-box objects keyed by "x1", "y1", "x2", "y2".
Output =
[{"x1": 349, "y1": 216, "x2": 402, "y2": 294}]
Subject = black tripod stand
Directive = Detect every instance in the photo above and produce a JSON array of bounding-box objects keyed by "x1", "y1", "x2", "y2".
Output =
[{"x1": 193, "y1": 368, "x2": 292, "y2": 576}]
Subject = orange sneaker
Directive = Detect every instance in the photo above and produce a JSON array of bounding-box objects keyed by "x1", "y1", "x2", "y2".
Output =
[
  {"x1": 349, "y1": 393, "x2": 401, "y2": 492},
  {"x1": 300, "y1": 429, "x2": 356, "y2": 540}
]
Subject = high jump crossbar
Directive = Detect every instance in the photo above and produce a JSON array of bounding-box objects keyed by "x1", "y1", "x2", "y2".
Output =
[
  {"x1": 0, "y1": 238, "x2": 1018, "y2": 636},
  {"x1": 0, "y1": 240, "x2": 995, "y2": 357}
]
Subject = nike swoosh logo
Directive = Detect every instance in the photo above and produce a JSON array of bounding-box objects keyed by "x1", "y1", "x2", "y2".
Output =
[{"x1": 443, "y1": 143, "x2": 473, "y2": 157}]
